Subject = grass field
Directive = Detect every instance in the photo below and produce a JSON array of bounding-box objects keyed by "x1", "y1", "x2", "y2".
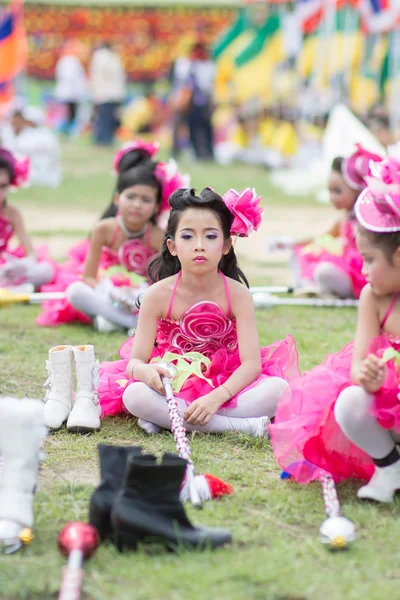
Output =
[{"x1": 1, "y1": 140, "x2": 398, "y2": 600}]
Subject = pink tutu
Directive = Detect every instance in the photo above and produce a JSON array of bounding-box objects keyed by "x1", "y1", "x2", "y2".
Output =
[
  {"x1": 270, "y1": 332, "x2": 400, "y2": 484},
  {"x1": 294, "y1": 220, "x2": 366, "y2": 298},
  {"x1": 99, "y1": 333, "x2": 299, "y2": 417},
  {"x1": 36, "y1": 239, "x2": 121, "y2": 327},
  {"x1": 36, "y1": 232, "x2": 156, "y2": 326}
]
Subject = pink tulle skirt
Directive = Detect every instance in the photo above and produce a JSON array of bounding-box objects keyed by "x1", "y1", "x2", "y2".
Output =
[
  {"x1": 294, "y1": 244, "x2": 366, "y2": 298},
  {"x1": 36, "y1": 239, "x2": 123, "y2": 327},
  {"x1": 270, "y1": 340, "x2": 375, "y2": 484},
  {"x1": 98, "y1": 334, "x2": 300, "y2": 417}
]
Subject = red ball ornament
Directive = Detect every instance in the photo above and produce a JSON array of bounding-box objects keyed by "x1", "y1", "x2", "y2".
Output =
[{"x1": 58, "y1": 522, "x2": 99, "y2": 560}]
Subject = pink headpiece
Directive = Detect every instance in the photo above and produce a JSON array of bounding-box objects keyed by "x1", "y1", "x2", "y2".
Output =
[
  {"x1": 0, "y1": 148, "x2": 30, "y2": 188},
  {"x1": 355, "y1": 157, "x2": 400, "y2": 232},
  {"x1": 222, "y1": 187, "x2": 263, "y2": 237},
  {"x1": 113, "y1": 139, "x2": 160, "y2": 174},
  {"x1": 341, "y1": 144, "x2": 383, "y2": 191},
  {"x1": 156, "y1": 159, "x2": 190, "y2": 216}
]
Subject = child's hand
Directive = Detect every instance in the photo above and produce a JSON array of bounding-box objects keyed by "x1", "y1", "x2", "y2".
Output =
[
  {"x1": 359, "y1": 354, "x2": 386, "y2": 393},
  {"x1": 184, "y1": 394, "x2": 221, "y2": 426},
  {"x1": 134, "y1": 363, "x2": 172, "y2": 395}
]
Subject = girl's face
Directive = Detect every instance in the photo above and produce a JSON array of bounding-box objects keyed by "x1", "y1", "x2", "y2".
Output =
[
  {"x1": 0, "y1": 169, "x2": 10, "y2": 207},
  {"x1": 115, "y1": 184, "x2": 158, "y2": 230},
  {"x1": 328, "y1": 171, "x2": 358, "y2": 211},
  {"x1": 167, "y1": 208, "x2": 231, "y2": 274},
  {"x1": 357, "y1": 230, "x2": 400, "y2": 296}
]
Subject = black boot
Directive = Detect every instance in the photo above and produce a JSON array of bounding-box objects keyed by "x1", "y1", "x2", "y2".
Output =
[
  {"x1": 89, "y1": 444, "x2": 143, "y2": 541},
  {"x1": 111, "y1": 452, "x2": 232, "y2": 552}
]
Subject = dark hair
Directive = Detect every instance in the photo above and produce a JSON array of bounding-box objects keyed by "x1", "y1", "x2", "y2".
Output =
[
  {"x1": 0, "y1": 157, "x2": 14, "y2": 185},
  {"x1": 100, "y1": 149, "x2": 161, "y2": 220},
  {"x1": 358, "y1": 225, "x2": 400, "y2": 262},
  {"x1": 148, "y1": 187, "x2": 249, "y2": 286},
  {"x1": 331, "y1": 156, "x2": 344, "y2": 174}
]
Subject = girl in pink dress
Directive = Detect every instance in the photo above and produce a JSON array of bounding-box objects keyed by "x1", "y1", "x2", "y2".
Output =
[
  {"x1": 99, "y1": 186, "x2": 299, "y2": 436},
  {"x1": 292, "y1": 145, "x2": 383, "y2": 299},
  {"x1": 270, "y1": 157, "x2": 400, "y2": 502},
  {"x1": 37, "y1": 140, "x2": 188, "y2": 329},
  {"x1": 0, "y1": 148, "x2": 55, "y2": 290}
]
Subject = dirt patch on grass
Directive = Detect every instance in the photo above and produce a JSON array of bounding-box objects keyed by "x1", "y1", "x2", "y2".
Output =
[{"x1": 40, "y1": 462, "x2": 99, "y2": 487}]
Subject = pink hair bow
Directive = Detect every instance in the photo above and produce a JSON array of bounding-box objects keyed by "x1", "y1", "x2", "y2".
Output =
[
  {"x1": 113, "y1": 140, "x2": 160, "y2": 174},
  {"x1": 155, "y1": 159, "x2": 190, "y2": 215},
  {"x1": 222, "y1": 188, "x2": 263, "y2": 237}
]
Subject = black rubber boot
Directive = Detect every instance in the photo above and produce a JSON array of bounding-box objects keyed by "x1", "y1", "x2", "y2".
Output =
[
  {"x1": 89, "y1": 444, "x2": 143, "y2": 541},
  {"x1": 111, "y1": 452, "x2": 232, "y2": 552}
]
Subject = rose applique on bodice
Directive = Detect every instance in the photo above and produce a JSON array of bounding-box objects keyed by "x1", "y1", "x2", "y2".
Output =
[
  {"x1": 156, "y1": 301, "x2": 238, "y2": 359},
  {"x1": 117, "y1": 239, "x2": 156, "y2": 277},
  {"x1": 0, "y1": 215, "x2": 13, "y2": 253},
  {"x1": 382, "y1": 331, "x2": 400, "y2": 352}
]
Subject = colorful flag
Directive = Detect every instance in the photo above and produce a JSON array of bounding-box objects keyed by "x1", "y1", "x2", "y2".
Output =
[{"x1": 0, "y1": 0, "x2": 27, "y2": 83}]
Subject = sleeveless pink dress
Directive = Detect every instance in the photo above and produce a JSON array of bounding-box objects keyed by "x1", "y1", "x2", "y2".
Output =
[
  {"x1": 293, "y1": 216, "x2": 366, "y2": 298},
  {"x1": 0, "y1": 213, "x2": 55, "y2": 284},
  {"x1": 98, "y1": 272, "x2": 300, "y2": 417},
  {"x1": 270, "y1": 292, "x2": 400, "y2": 484},
  {"x1": 36, "y1": 223, "x2": 157, "y2": 326}
]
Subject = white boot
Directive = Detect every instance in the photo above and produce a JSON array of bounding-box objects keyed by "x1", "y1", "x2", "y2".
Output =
[
  {"x1": 67, "y1": 345, "x2": 101, "y2": 432},
  {"x1": 43, "y1": 345, "x2": 73, "y2": 430},
  {"x1": 357, "y1": 460, "x2": 400, "y2": 503},
  {"x1": 0, "y1": 397, "x2": 46, "y2": 551}
]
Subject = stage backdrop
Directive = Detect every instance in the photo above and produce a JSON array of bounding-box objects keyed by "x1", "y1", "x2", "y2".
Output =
[{"x1": 23, "y1": 4, "x2": 235, "y2": 81}]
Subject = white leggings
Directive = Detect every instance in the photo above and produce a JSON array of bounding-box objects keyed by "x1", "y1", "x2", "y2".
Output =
[
  {"x1": 27, "y1": 261, "x2": 55, "y2": 287},
  {"x1": 291, "y1": 255, "x2": 354, "y2": 298},
  {"x1": 334, "y1": 386, "x2": 400, "y2": 459},
  {"x1": 314, "y1": 262, "x2": 354, "y2": 298},
  {"x1": 67, "y1": 281, "x2": 137, "y2": 328},
  {"x1": 122, "y1": 377, "x2": 289, "y2": 436}
]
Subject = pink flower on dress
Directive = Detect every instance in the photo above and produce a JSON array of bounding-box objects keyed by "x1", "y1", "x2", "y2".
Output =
[
  {"x1": 222, "y1": 187, "x2": 263, "y2": 237},
  {"x1": 180, "y1": 304, "x2": 233, "y2": 341},
  {"x1": 0, "y1": 148, "x2": 30, "y2": 188},
  {"x1": 118, "y1": 240, "x2": 155, "y2": 277},
  {"x1": 113, "y1": 140, "x2": 160, "y2": 174}
]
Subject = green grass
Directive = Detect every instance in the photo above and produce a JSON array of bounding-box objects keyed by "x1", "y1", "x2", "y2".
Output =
[{"x1": 0, "y1": 141, "x2": 396, "y2": 600}]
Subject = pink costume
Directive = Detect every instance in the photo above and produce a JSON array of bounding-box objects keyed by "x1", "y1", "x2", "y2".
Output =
[
  {"x1": 293, "y1": 145, "x2": 383, "y2": 298},
  {"x1": 98, "y1": 271, "x2": 300, "y2": 417},
  {"x1": 0, "y1": 212, "x2": 55, "y2": 287},
  {"x1": 36, "y1": 222, "x2": 157, "y2": 326},
  {"x1": 270, "y1": 296, "x2": 400, "y2": 485},
  {"x1": 293, "y1": 216, "x2": 365, "y2": 297},
  {"x1": 36, "y1": 138, "x2": 189, "y2": 326}
]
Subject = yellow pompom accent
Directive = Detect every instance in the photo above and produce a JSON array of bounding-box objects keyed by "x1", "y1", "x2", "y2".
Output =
[
  {"x1": 331, "y1": 535, "x2": 347, "y2": 549},
  {"x1": 19, "y1": 529, "x2": 34, "y2": 545}
]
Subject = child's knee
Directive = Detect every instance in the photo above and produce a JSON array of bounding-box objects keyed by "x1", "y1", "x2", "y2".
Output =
[
  {"x1": 314, "y1": 262, "x2": 336, "y2": 286},
  {"x1": 66, "y1": 281, "x2": 88, "y2": 307},
  {"x1": 335, "y1": 386, "x2": 372, "y2": 429},
  {"x1": 122, "y1": 382, "x2": 153, "y2": 416}
]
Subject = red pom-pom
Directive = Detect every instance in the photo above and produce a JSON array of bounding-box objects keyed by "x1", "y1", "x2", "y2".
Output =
[{"x1": 203, "y1": 473, "x2": 233, "y2": 498}]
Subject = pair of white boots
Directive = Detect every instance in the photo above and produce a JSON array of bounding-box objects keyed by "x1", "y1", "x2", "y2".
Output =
[
  {"x1": 44, "y1": 345, "x2": 101, "y2": 432},
  {"x1": 0, "y1": 397, "x2": 46, "y2": 552}
]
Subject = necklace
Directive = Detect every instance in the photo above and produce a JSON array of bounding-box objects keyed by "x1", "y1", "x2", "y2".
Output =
[{"x1": 118, "y1": 216, "x2": 146, "y2": 239}]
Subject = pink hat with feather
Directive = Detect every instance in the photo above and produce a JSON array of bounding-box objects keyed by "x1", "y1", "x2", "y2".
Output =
[
  {"x1": 355, "y1": 157, "x2": 400, "y2": 232},
  {"x1": 341, "y1": 144, "x2": 383, "y2": 191}
]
